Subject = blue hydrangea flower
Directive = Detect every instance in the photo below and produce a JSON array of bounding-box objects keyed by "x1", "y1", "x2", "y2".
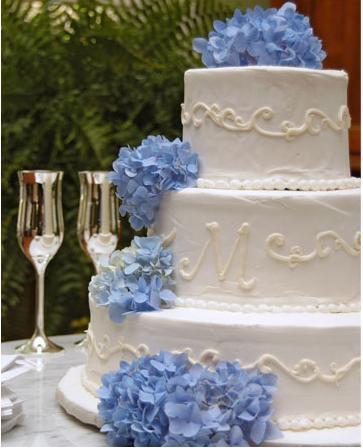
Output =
[
  {"x1": 88, "y1": 266, "x2": 128, "y2": 307},
  {"x1": 98, "y1": 352, "x2": 190, "y2": 446},
  {"x1": 193, "y1": 2, "x2": 326, "y2": 69},
  {"x1": 98, "y1": 352, "x2": 281, "y2": 447},
  {"x1": 110, "y1": 236, "x2": 174, "y2": 287},
  {"x1": 109, "y1": 136, "x2": 199, "y2": 230},
  {"x1": 88, "y1": 236, "x2": 175, "y2": 323}
]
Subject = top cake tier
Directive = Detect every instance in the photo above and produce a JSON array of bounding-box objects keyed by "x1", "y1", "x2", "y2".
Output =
[{"x1": 182, "y1": 66, "x2": 351, "y2": 188}]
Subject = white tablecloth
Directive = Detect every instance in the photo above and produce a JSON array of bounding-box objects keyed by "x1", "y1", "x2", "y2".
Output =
[{"x1": 1, "y1": 334, "x2": 105, "y2": 447}]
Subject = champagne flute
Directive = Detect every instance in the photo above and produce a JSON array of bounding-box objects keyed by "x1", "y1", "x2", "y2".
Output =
[
  {"x1": 77, "y1": 171, "x2": 120, "y2": 273},
  {"x1": 76, "y1": 171, "x2": 120, "y2": 346},
  {"x1": 16, "y1": 170, "x2": 64, "y2": 354}
]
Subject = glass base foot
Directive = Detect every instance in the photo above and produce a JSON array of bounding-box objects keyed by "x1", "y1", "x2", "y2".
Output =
[{"x1": 16, "y1": 330, "x2": 63, "y2": 354}]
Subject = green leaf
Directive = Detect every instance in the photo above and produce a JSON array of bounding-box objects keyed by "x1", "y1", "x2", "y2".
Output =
[{"x1": 2, "y1": 0, "x2": 266, "y2": 340}]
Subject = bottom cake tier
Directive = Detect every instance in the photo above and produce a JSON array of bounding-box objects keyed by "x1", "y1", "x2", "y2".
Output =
[{"x1": 84, "y1": 296, "x2": 360, "y2": 432}]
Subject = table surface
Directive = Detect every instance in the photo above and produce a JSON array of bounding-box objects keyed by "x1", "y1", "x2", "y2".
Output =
[{"x1": 2, "y1": 334, "x2": 106, "y2": 447}]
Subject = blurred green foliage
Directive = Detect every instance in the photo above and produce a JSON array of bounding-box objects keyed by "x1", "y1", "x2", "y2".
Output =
[{"x1": 2, "y1": 0, "x2": 267, "y2": 341}]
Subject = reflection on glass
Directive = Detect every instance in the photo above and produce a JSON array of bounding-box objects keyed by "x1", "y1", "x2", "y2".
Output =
[
  {"x1": 16, "y1": 170, "x2": 64, "y2": 354},
  {"x1": 77, "y1": 171, "x2": 120, "y2": 273}
]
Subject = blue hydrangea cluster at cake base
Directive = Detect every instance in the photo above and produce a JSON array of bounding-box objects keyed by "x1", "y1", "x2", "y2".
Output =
[
  {"x1": 109, "y1": 135, "x2": 199, "y2": 230},
  {"x1": 98, "y1": 351, "x2": 280, "y2": 447},
  {"x1": 193, "y1": 2, "x2": 326, "y2": 69},
  {"x1": 89, "y1": 236, "x2": 175, "y2": 323}
]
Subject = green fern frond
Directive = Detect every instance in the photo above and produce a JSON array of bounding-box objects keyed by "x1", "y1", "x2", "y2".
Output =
[{"x1": 2, "y1": 0, "x2": 266, "y2": 340}]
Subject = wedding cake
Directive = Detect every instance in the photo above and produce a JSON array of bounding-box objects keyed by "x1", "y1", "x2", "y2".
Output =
[{"x1": 58, "y1": 3, "x2": 360, "y2": 446}]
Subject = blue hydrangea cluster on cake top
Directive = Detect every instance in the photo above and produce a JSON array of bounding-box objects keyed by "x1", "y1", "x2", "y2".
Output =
[
  {"x1": 98, "y1": 351, "x2": 280, "y2": 447},
  {"x1": 89, "y1": 236, "x2": 175, "y2": 323},
  {"x1": 193, "y1": 2, "x2": 326, "y2": 68},
  {"x1": 109, "y1": 135, "x2": 199, "y2": 231}
]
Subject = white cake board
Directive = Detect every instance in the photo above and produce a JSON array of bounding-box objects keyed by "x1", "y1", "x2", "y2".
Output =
[
  {"x1": 57, "y1": 365, "x2": 361, "y2": 447},
  {"x1": 57, "y1": 365, "x2": 100, "y2": 428}
]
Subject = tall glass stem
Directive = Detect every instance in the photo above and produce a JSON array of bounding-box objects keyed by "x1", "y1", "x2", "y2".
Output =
[{"x1": 35, "y1": 271, "x2": 45, "y2": 336}]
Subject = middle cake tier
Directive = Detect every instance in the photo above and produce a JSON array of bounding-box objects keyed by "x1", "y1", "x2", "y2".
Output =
[{"x1": 153, "y1": 187, "x2": 360, "y2": 312}]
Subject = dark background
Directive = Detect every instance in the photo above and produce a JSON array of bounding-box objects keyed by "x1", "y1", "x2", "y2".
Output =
[{"x1": 2, "y1": 0, "x2": 360, "y2": 341}]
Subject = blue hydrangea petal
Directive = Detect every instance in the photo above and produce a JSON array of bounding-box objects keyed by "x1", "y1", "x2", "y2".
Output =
[
  {"x1": 213, "y1": 20, "x2": 226, "y2": 32},
  {"x1": 139, "y1": 390, "x2": 155, "y2": 405},
  {"x1": 108, "y1": 302, "x2": 127, "y2": 323},
  {"x1": 169, "y1": 419, "x2": 202, "y2": 438},
  {"x1": 263, "y1": 420, "x2": 283, "y2": 440},
  {"x1": 193, "y1": 3, "x2": 325, "y2": 68},
  {"x1": 250, "y1": 419, "x2": 267, "y2": 445},
  {"x1": 192, "y1": 37, "x2": 208, "y2": 53},
  {"x1": 159, "y1": 289, "x2": 176, "y2": 302},
  {"x1": 230, "y1": 425, "x2": 247, "y2": 446},
  {"x1": 124, "y1": 263, "x2": 140, "y2": 275},
  {"x1": 165, "y1": 402, "x2": 194, "y2": 420}
]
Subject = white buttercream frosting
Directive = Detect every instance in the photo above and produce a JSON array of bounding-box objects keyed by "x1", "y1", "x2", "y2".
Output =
[
  {"x1": 84, "y1": 302, "x2": 361, "y2": 431},
  {"x1": 183, "y1": 67, "x2": 351, "y2": 184},
  {"x1": 154, "y1": 188, "x2": 360, "y2": 310}
]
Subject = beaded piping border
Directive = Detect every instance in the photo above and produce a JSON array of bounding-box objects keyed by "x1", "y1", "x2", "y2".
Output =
[
  {"x1": 174, "y1": 297, "x2": 360, "y2": 314},
  {"x1": 196, "y1": 177, "x2": 361, "y2": 191},
  {"x1": 275, "y1": 414, "x2": 360, "y2": 431}
]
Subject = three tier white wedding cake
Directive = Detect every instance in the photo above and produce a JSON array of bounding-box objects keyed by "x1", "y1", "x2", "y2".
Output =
[{"x1": 58, "y1": 3, "x2": 360, "y2": 446}]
